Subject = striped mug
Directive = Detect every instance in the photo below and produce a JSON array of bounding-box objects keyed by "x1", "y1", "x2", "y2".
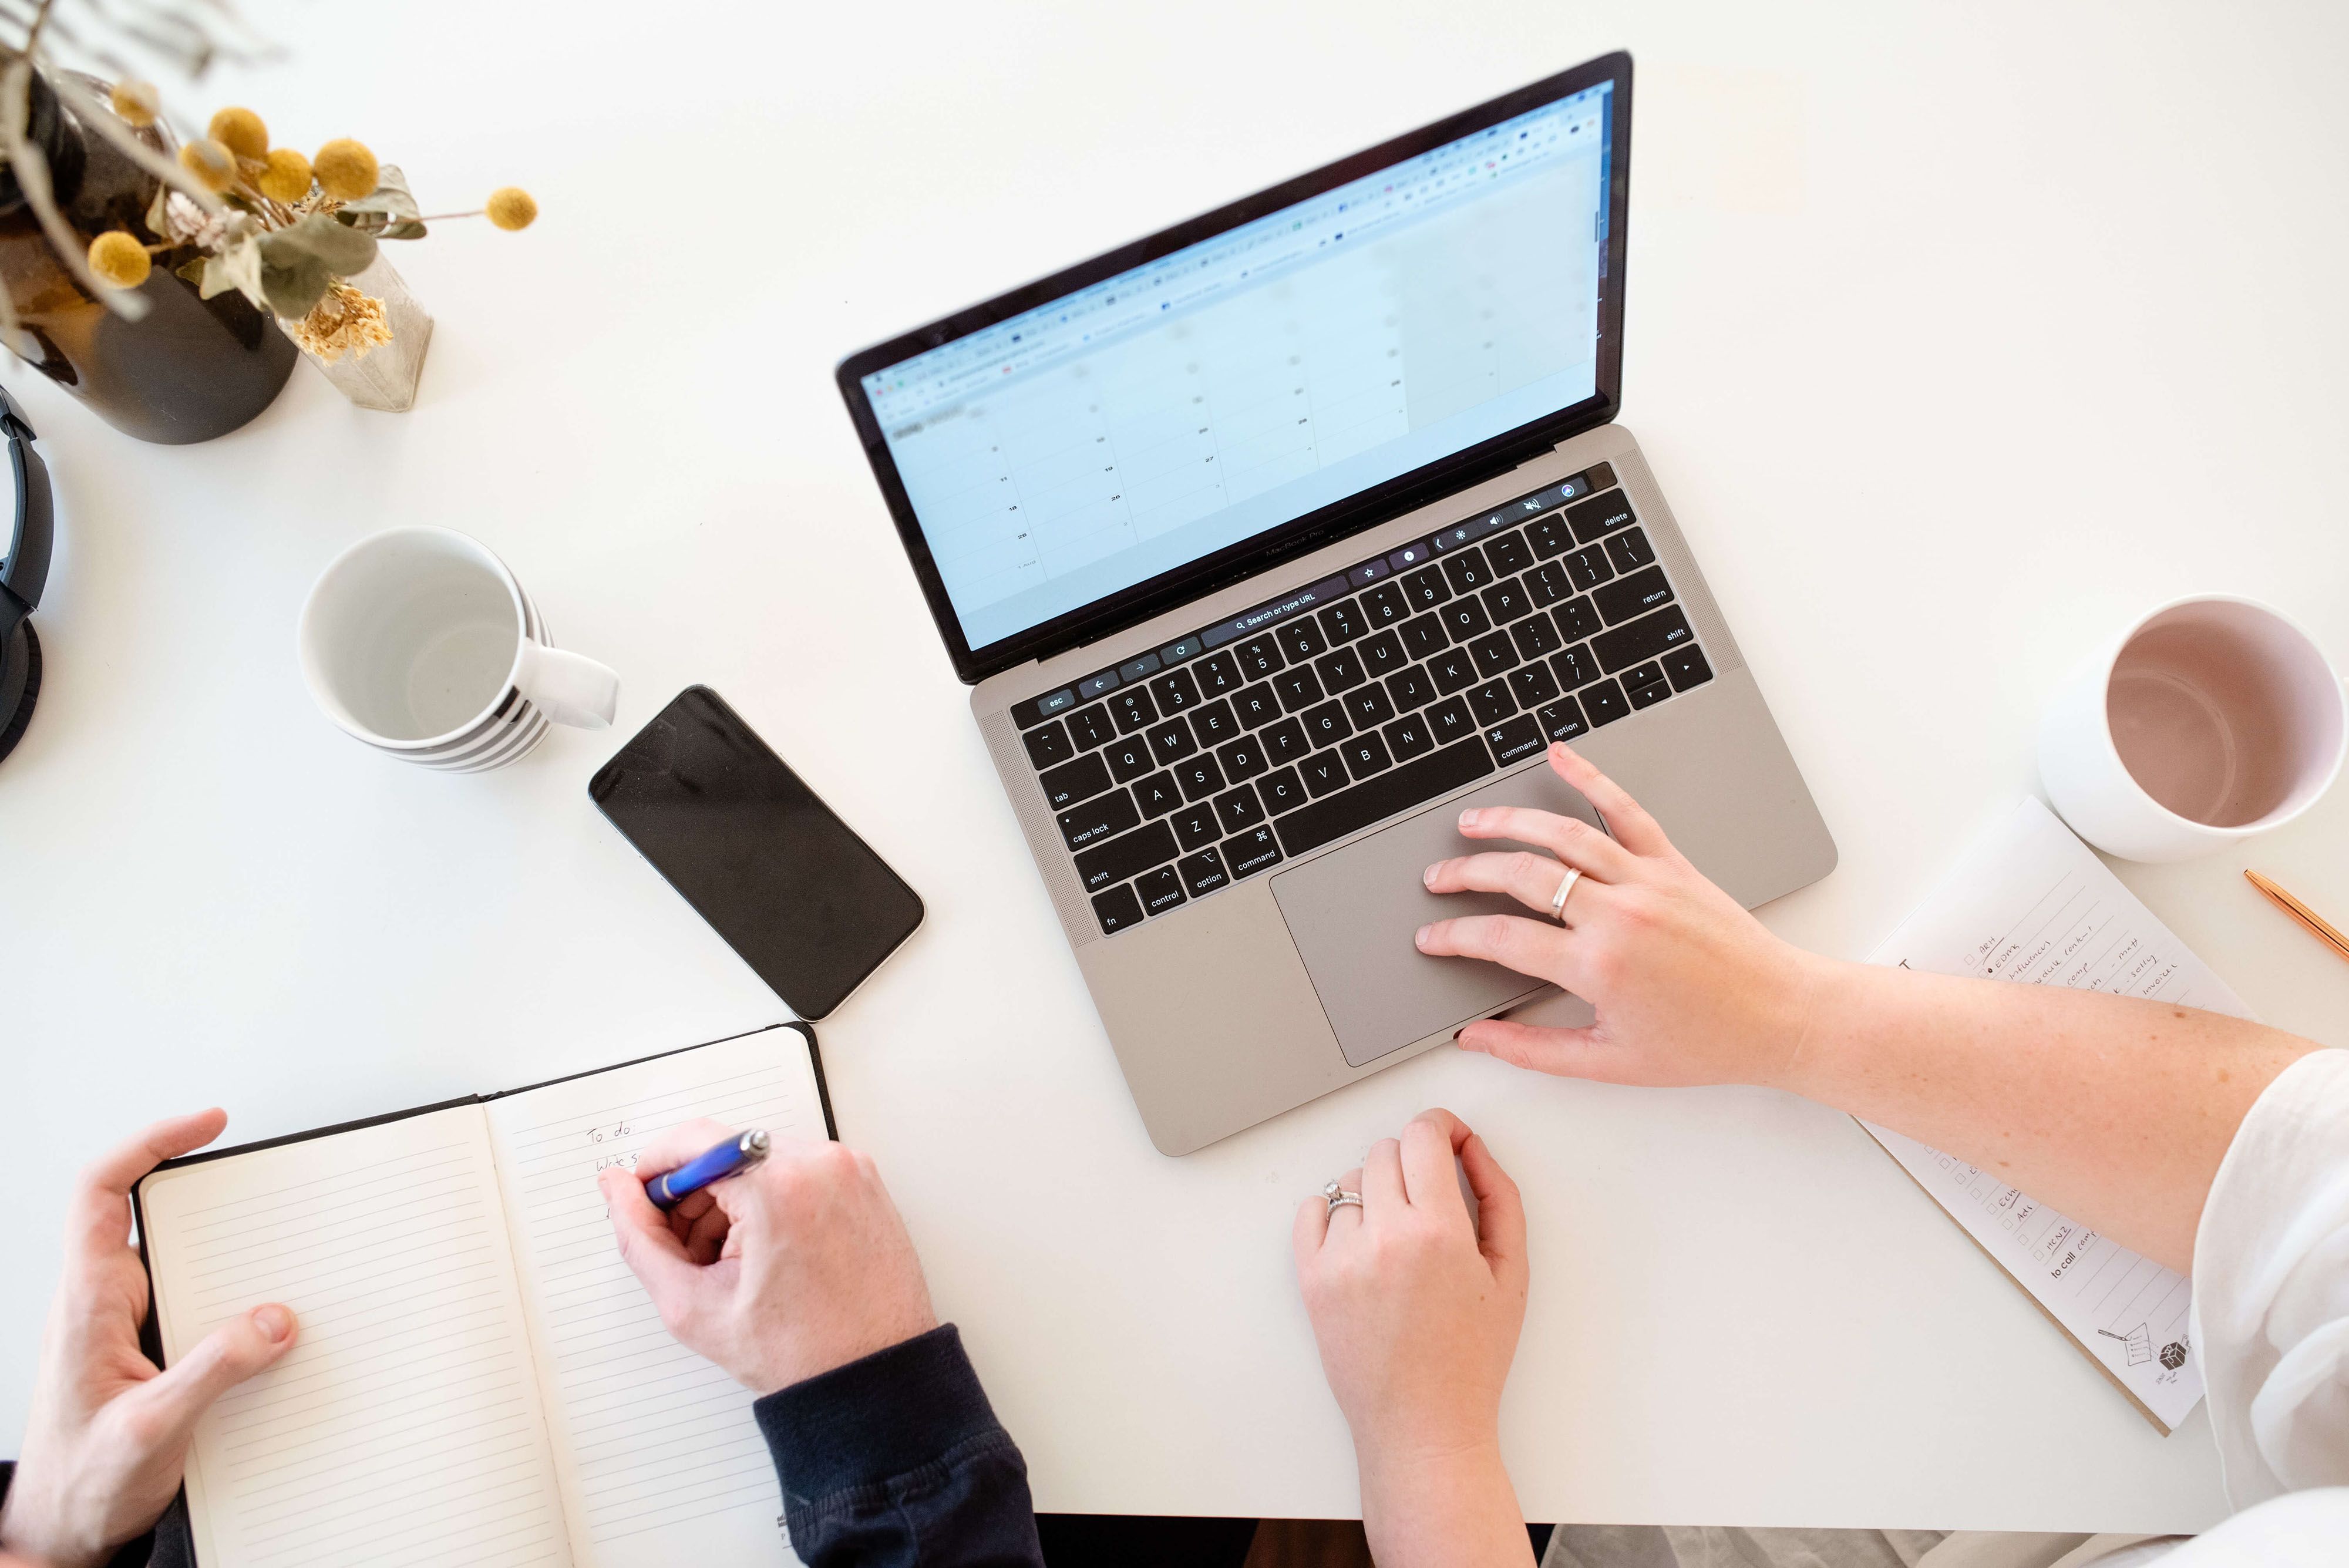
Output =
[{"x1": 298, "y1": 526, "x2": 620, "y2": 772}]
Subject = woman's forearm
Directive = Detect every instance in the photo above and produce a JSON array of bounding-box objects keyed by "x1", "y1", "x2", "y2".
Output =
[
  {"x1": 1357, "y1": 1442, "x2": 1533, "y2": 1568},
  {"x1": 1772, "y1": 959, "x2": 2317, "y2": 1272}
]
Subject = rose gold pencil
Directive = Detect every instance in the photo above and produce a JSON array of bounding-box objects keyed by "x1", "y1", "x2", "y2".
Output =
[{"x1": 2244, "y1": 870, "x2": 2349, "y2": 965}]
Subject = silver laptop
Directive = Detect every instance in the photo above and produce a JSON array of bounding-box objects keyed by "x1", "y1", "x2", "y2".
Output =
[{"x1": 837, "y1": 52, "x2": 1835, "y2": 1153}]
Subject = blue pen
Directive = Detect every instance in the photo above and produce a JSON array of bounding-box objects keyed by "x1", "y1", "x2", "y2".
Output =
[{"x1": 645, "y1": 1129, "x2": 770, "y2": 1209}]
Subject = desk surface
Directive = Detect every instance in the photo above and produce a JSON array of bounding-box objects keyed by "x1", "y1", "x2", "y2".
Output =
[{"x1": 5, "y1": 0, "x2": 2347, "y2": 1533}]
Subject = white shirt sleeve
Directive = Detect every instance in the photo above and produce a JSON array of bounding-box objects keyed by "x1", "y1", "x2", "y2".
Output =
[{"x1": 2189, "y1": 1048, "x2": 2349, "y2": 1507}]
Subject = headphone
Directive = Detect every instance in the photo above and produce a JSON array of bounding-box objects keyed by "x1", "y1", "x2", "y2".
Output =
[{"x1": 0, "y1": 383, "x2": 53, "y2": 766}]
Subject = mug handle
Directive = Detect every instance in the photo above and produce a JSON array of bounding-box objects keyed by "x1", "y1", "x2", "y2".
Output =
[{"x1": 516, "y1": 641, "x2": 620, "y2": 730}]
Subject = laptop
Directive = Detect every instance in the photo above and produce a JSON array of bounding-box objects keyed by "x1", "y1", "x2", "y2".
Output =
[{"x1": 837, "y1": 51, "x2": 1836, "y2": 1153}]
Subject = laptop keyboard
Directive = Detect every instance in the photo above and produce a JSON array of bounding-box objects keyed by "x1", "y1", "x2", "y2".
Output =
[{"x1": 1007, "y1": 463, "x2": 1716, "y2": 937}]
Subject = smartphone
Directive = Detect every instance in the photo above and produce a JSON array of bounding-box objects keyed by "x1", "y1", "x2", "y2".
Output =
[{"x1": 588, "y1": 687, "x2": 924, "y2": 1018}]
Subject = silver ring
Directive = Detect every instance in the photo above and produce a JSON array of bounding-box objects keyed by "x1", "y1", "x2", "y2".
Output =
[
  {"x1": 1548, "y1": 865, "x2": 1583, "y2": 923},
  {"x1": 1322, "y1": 1179, "x2": 1364, "y2": 1213}
]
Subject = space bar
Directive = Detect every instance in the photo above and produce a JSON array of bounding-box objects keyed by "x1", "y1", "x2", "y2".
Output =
[{"x1": 1274, "y1": 738, "x2": 1496, "y2": 859}]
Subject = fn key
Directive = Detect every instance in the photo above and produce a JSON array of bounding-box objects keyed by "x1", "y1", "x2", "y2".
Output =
[{"x1": 1091, "y1": 884, "x2": 1144, "y2": 936}]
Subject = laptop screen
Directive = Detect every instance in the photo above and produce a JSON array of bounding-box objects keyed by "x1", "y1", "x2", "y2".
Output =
[{"x1": 842, "y1": 60, "x2": 1626, "y2": 678}]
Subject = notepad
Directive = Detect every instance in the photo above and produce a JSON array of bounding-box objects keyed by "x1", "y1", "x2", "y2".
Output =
[
  {"x1": 1865, "y1": 797, "x2": 2250, "y2": 1435},
  {"x1": 133, "y1": 1025, "x2": 830, "y2": 1568}
]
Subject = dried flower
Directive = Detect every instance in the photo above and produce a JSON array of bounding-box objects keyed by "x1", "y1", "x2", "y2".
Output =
[
  {"x1": 484, "y1": 187, "x2": 537, "y2": 231},
  {"x1": 177, "y1": 138, "x2": 237, "y2": 193},
  {"x1": 107, "y1": 80, "x2": 160, "y2": 129},
  {"x1": 286, "y1": 281, "x2": 392, "y2": 364},
  {"x1": 87, "y1": 230, "x2": 150, "y2": 288},
  {"x1": 312, "y1": 139, "x2": 379, "y2": 201},
  {"x1": 208, "y1": 107, "x2": 268, "y2": 161},
  {"x1": 257, "y1": 149, "x2": 312, "y2": 203}
]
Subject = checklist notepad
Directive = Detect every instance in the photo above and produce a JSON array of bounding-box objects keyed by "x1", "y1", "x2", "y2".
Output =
[
  {"x1": 1866, "y1": 797, "x2": 2248, "y2": 1435},
  {"x1": 133, "y1": 1025, "x2": 830, "y2": 1568}
]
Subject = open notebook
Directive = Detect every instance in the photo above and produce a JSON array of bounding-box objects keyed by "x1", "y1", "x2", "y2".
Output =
[
  {"x1": 1866, "y1": 798, "x2": 2250, "y2": 1435},
  {"x1": 132, "y1": 1025, "x2": 830, "y2": 1568}
]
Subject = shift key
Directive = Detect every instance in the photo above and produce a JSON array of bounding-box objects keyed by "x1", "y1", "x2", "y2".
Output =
[
  {"x1": 1073, "y1": 819, "x2": 1179, "y2": 893},
  {"x1": 1591, "y1": 605, "x2": 1695, "y2": 674}
]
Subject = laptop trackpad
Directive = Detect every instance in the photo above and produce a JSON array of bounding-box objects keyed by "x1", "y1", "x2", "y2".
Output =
[{"x1": 1269, "y1": 768, "x2": 1608, "y2": 1068}]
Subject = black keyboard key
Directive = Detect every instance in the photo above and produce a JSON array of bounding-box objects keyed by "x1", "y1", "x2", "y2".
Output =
[
  {"x1": 1592, "y1": 605, "x2": 1695, "y2": 674},
  {"x1": 1439, "y1": 596, "x2": 1491, "y2": 642},
  {"x1": 1485, "y1": 531, "x2": 1533, "y2": 576},
  {"x1": 1595, "y1": 565, "x2": 1674, "y2": 625},
  {"x1": 1361, "y1": 581, "x2": 1411, "y2": 627},
  {"x1": 1074, "y1": 819, "x2": 1179, "y2": 893},
  {"x1": 1355, "y1": 629, "x2": 1407, "y2": 679},
  {"x1": 1133, "y1": 770, "x2": 1184, "y2": 817},
  {"x1": 1104, "y1": 736, "x2": 1154, "y2": 783},
  {"x1": 1217, "y1": 733, "x2": 1270, "y2": 783},
  {"x1": 1274, "y1": 617, "x2": 1326, "y2": 662},
  {"x1": 1342, "y1": 682, "x2": 1395, "y2": 729},
  {"x1": 1272, "y1": 667, "x2": 1326, "y2": 713},
  {"x1": 1017, "y1": 689, "x2": 1075, "y2": 729},
  {"x1": 1426, "y1": 696, "x2": 1477, "y2": 745},
  {"x1": 1550, "y1": 642, "x2": 1599, "y2": 691},
  {"x1": 1441, "y1": 547, "x2": 1492, "y2": 595},
  {"x1": 1174, "y1": 754, "x2": 1227, "y2": 802},
  {"x1": 1178, "y1": 847, "x2": 1230, "y2": 899},
  {"x1": 1466, "y1": 679, "x2": 1517, "y2": 726},
  {"x1": 1340, "y1": 729, "x2": 1394, "y2": 781},
  {"x1": 1213, "y1": 785, "x2": 1266, "y2": 835},
  {"x1": 1257, "y1": 766, "x2": 1308, "y2": 815},
  {"x1": 1092, "y1": 883, "x2": 1145, "y2": 936},
  {"x1": 1232, "y1": 682, "x2": 1282, "y2": 729},
  {"x1": 1300, "y1": 699, "x2": 1352, "y2": 749},
  {"x1": 1527, "y1": 512, "x2": 1575, "y2": 559},
  {"x1": 1274, "y1": 737, "x2": 1496, "y2": 859},
  {"x1": 1058, "y1": 788, "x2": 1139, "y2": 850},
  {"x1": 1485, "y1": 714, "x2": 1546, "y2": 765},
  {"x1": 1562, "y1": 544, "x2": 1614, "y2": 592},
  {"x1": 1524, "y1": 560, "x2": 1573, "y2": 607},
  {"x1": 1468, "y1": 630, "x2": 1519, "y2": 679},
  {"x1": 1223, "y1": 825, "x2": 1284, "y2": 879},
  {"x1": 1136, "y1": 864, "x2": 1187, "y2": 916},
  {"x1": 1664, "y1": 643, "x2": 1714, "y2": 691},
  {"x1": 1567, "y1": 488, "x2": 1638, "y2": 544},
  {"x1": 1022, "y1": 720, "x2": 1073, "y2": 771},
  {"x1": 1146, "y1": 716, "x2": 1197, "y2": 766},
  {"x1": 1510, "y1": 613, "x2": 1563, "y2": 661},
  {"x1": 1536, "y1": 696, "x2": 1589, "y2": 742},
  {"x1": 1384, "y1": 711, "x2": 1436, "y2": 762},
  {"x1": 1193, "y1": 650, "x2": 1244, "y2": 697},
  {"x1": 1553, "y1": 595, "x2": 1601, "y2": 645},
  {"x1": 1189, "y1": 698, "x2": 1241, "y2": 748},
  {"x1": 1234, "y1": 637, "x2": 1285, "y2": 680},
  {"x1": 1508, "y1": 662, "x2": 1560, "y2": 710},
  {"x1": 1401, "y1": 565, "x2": 1452, "y2": 610},
  {"x1": 1170, "y1": 802, "x2": 1221, "y2": 852},
  {"x1": 1581, "y1": 678, "x2": 1629, "y2": 727},
  {"x1": 1606, "y1": 526, "x2": 1657, "y2": 573},
  {"x1": 1300, "y1": 751, "x2": 1350, "y2": 798},
  {"x1": 1384, "y1": 664, "x2": 1435, "y2": 713},
  {"x1": 1039, "y1": 752, "x2": 1113, "y2": 812},
  {"x1": 1399, "y1": 612, "x2": 1451, "y2": 660},
  {"x1": 1429, "y1": 649, "x2": 1479, "y2": 695},
  {"x1": 1149, "y1": 667, "x2": 1200, "y2": 714},
  {"x1": 1315, "y1": 646, "x2": 1367, "y2": 694},
  {"x1": 1110, "y1": 687, "x2": 1160, "y2": 733},
  {"x1": 1480, "y1": 576, "x2": 1533, "y2": 625},
  {"x1": 1317, "y1": 598, "x2": 1367, "y2": 645},
  {"x1": 1623, "y1": 660, "x2": 1672, "y2": 707},
  {"x1": 1261, "y1": 717, "x2": 1313, "y2": 765},
  {"x1": 1065, "y1": 702, "x2": 1116, "y2": 751}
]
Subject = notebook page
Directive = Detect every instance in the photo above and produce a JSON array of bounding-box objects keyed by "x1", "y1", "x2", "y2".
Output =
[
  {"x1": 1865, "y1": 796, "x2": 2250, "y2": 1434},
  {"x1": 139, "y1": 1104, "x2": 574, "y2": 1568},
  {"x1": 484, "y1": 1032, "x2": 824, "y2": 1567}
]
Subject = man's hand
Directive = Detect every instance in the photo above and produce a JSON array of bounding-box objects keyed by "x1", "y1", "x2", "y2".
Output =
[
  {"x1": 599, "y1": 1120, "x2": 938, "y2": 1396},
  {"x1": 0, "y1": 1112, "x2": 299, "y2": 1568}
]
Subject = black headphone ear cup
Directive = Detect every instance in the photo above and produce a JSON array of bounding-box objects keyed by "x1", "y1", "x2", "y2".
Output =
[{"x1": 0, "y1": 618, "x2": 40, "y2": 765}]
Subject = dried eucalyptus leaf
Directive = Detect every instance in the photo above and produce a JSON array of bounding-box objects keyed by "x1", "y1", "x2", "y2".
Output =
[
  {"x1": 338, "y1": 164, "x2": 418, "y2": 221},
  {"x1": 378, "y1": 220, "x2": 428, "y2": 240},
  {"x1": 259, "y1": 211, "x2": 376, "y2": 277},
  {"x1": 144, "y1": 181, "x2": 171, "y2": 241},
  {"x1": 258, "y1": 251, "x2": 332, "y2": 318},
  {"x1": 197, "y1": 238, "x2": 266, "y2": 310},
  {"x1": 174, "y1": 255, "x2": 206, "y2": 284}
]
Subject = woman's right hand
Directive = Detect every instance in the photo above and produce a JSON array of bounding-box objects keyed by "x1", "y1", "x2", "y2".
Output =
[{"x1": 1415, "y1": 742, "x2": 1839, "y2": 1092}]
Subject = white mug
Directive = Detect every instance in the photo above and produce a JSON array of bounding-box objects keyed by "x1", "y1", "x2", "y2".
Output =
[
  {"x1": 298, "y1": 526, "x2": 620, "y2": 772},
  {"x1": 2038, "y1": 594, "x2": 2347, "y2": 862}
]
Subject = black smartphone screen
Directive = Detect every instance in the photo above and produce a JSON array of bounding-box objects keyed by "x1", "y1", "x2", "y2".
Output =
[{"x1": 588, "y1": 687, "x2": 923, "y2": 1019}]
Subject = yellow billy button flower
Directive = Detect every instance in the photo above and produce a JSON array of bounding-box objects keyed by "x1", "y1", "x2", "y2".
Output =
[
  {"x1": 312, "y1": 139, "x2": 379, "y2": 201},
  {"x1": 257, "y1": 148, "x2": 313, "y2": 203},
  {"x1": 88, "y1": 230, "x2": 151, "y2": 289},
  {"x1": 484, "y1": 187, "x2": 537, "y2": 231},
  {"x1": 208, "y1": 106, "x2": 268, "y2": 161},
  {"x1": 107, "y1": 80, "x2": 160, "y2": 128},
  {"x1": 177, "y1": 138, "x2": 237, "y2": 193}
]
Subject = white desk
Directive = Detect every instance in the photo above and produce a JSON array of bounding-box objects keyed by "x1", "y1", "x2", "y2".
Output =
[{"x1": 5, "y1": 0, "x2": 2346, "y2": 1534}]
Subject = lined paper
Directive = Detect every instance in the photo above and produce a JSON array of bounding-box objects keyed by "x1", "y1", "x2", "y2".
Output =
[
  {"x1": 1866, "y1": 796, "x2": 2250, "y2": 1433},
  {"x1": 486, "y1": 1032, "x2": 824, "y2": 1568},
  {"x1": 140, "y1": 1106, "x2": 574, "y2": 1568}
]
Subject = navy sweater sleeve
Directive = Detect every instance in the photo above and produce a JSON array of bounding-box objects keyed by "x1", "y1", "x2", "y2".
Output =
[{"x1": 752, "y1": 1324, "x2": 1044, "y2": 1567}]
